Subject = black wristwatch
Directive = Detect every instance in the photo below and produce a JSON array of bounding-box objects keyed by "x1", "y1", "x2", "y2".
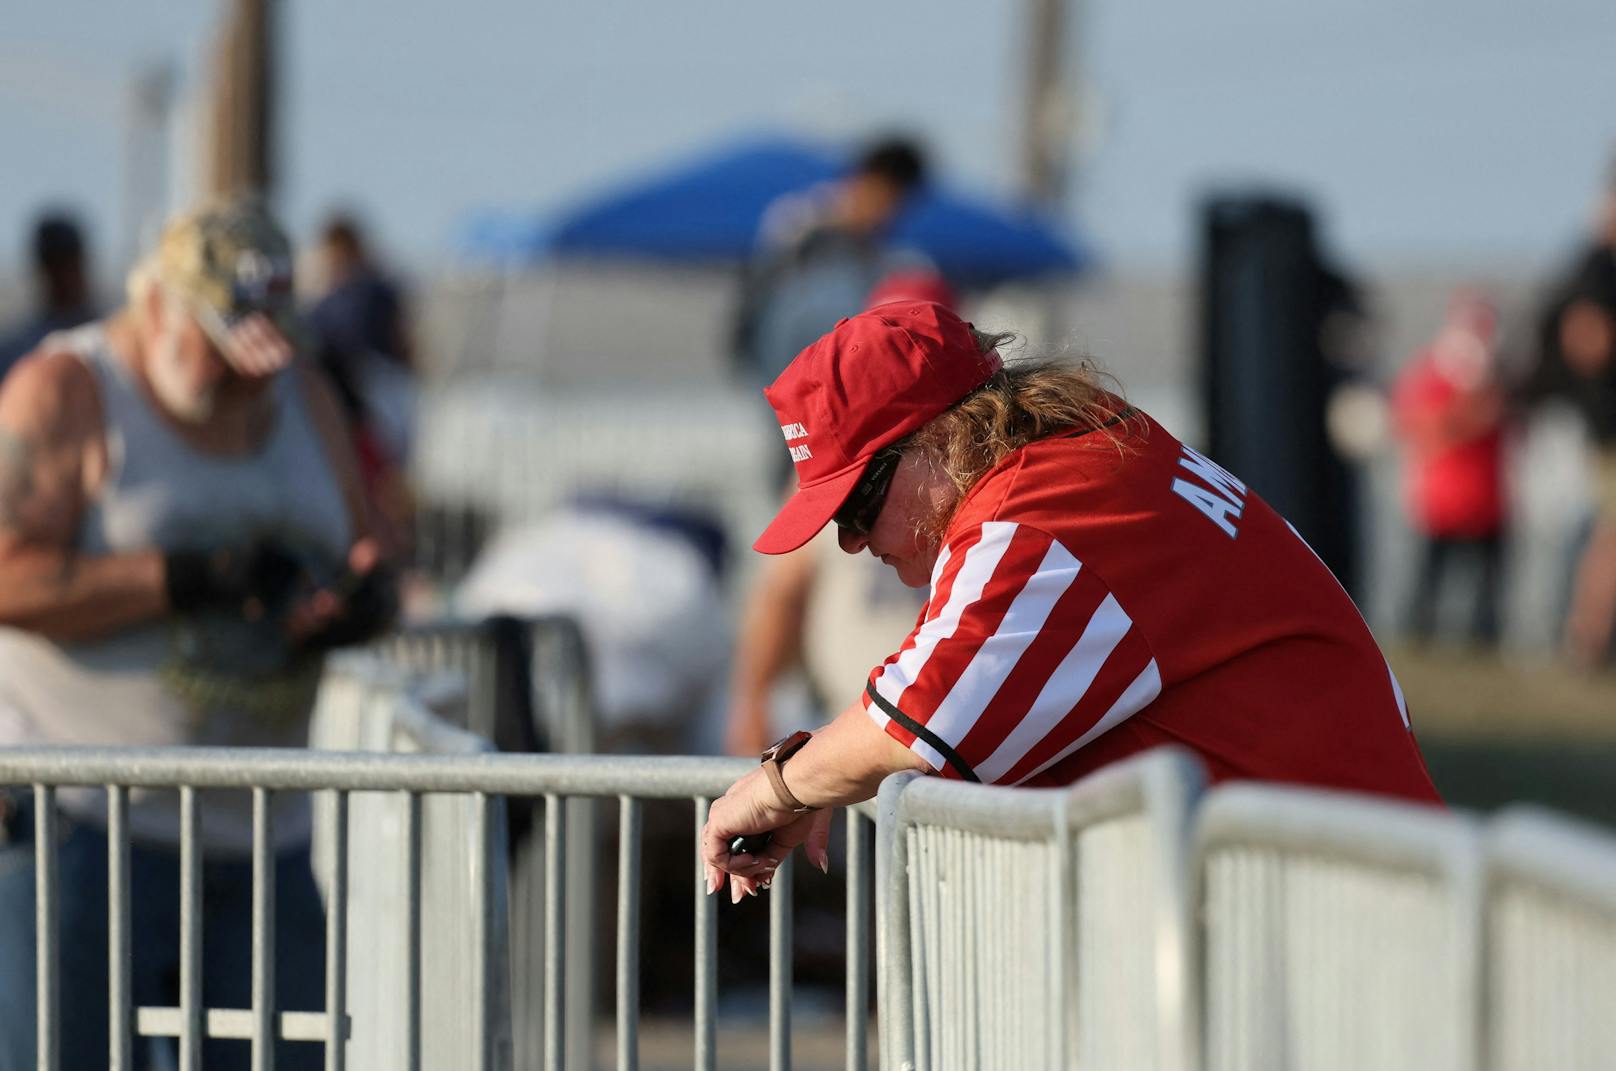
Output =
[{"x1": 761, "y1": 730, "x2": 817, "y2": 814}]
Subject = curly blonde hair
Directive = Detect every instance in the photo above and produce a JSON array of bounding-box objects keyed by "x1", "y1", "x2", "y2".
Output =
[{"x1": 900, "y1": 329, "x2": 1142, "y2": 540}]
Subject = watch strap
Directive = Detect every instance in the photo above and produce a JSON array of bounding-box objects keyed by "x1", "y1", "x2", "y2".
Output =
[
  {"x1": 764, "y1": 758, "x2": 813, "y2": 813},
  {"x1": 761, "y1": 730, "x2": 817, "y2": 813}
]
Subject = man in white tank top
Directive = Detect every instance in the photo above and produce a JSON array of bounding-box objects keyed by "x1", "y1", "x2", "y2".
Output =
[{"x1": 0, "y1": 198, "x2": 394, "y2": 1070}]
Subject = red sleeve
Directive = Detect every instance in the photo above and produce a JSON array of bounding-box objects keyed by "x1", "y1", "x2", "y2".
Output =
[{"x1": 861, "y1": 520, "x2": 1161, "y2": 784}]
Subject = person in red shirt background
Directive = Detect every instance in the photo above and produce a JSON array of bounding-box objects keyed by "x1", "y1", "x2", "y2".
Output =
[
  {"x1": 1392, "y1": 290, "x2": 1509, "y2": 646},
  {"x1": 701, "y1": 301, "x2": 1441, "y2": 901}
]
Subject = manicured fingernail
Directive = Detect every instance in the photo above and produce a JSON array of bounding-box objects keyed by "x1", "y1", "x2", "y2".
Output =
[
  {"x1": 731, "y1": 882, "x2": 744, "y2": 905},
  {"x1": 705, "y1": 868, "x2": 719, "y2": 895},
  {"x1": 760, "y1": 879, "x2": 771, "y2": 891}
]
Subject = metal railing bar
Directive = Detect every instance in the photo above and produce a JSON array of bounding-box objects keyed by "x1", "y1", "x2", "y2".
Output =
[
  {"x1": 403, "y1": 791, "x2": 422, "y2": 1071},
  {"x1": 1195, "y1": 783, "x2": 1480, "y2": 875},
  {"x1": 133, "y1": 1007, "x2": 332, "y2": 1042},
  {"x1": 0, "y1": 747, "x2": 752, "y2": 798},
  {"x1": 1487, "y1": 807, "x2": 1616, "y2": 911},
  {"x1": 179, "y1": 786, "x2": 202, "y2": 1071},
  {"x1": 135, "y1": 1007, "x2": 180, "y2": 1036},
  {"x1": 616, "y1": 796, "x2": 642, "y2": 1071},
  {"x1": 693, "y1": 797, "x2": 716, "y2": 1071},
  {"x1": 897, "y1": 780, "x2": 1069, "y2": 841},
  {"x1": 278, "y1": 1012, "x2": 330, "y2": 1042},
  {"x1": 846, "y1": 811, "x2": 869, "y2": 1071},
  {"x1": 107, "y1": 785, "x2": 131, "y2": 1071},
  {"x1": 251, "y1": 788, "x2": 277, "y2": 1071},
  {"x1": 544, "y1": 793, "x2": 566, "y2": 1071},
  {"x1": 324, "y1": 790, "x2": 348, "y2": 1071},
  {"x1": 874, "y1": 772, "x2": 919, "y2": 1071},
  {"x1": 769, "y1": 852, "x2": 794, "y2": 1071},
  {"x1": 470, "y1": 791, "x2": 494, "y2": 1071},
  {"x1": 34, "y1": 784, "x2": 59, "y2": 1071}
]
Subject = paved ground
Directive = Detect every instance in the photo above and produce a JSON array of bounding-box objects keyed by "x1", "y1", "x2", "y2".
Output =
[
  {"x1": 1386, "y1": 643, "x2": 1616, "y2": 826},
  {"x1": 594, "y1": 1017, "x2": 875, "y2": 1071}
]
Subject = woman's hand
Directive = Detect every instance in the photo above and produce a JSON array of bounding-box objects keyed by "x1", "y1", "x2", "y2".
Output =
[{"x1": 700, "y1": 766, "x2": 833, "y2": 903}]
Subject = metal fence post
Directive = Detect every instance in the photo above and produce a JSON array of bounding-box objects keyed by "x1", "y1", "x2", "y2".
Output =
[
  {"x1": 34, "y1": 784, "x2": 59, "y2": 1071},
  {"x1": 107, "y1": 786, "x2": 132, "y2": 1071},
  {"x1": 845, "y1": 809, "x2": 871, "y2": 1071},
  {"x1": 251, "y1": 788, "x2": 277, "y2": 1071},
  {"x1": 693, "y1": 797, "x2": 717, "y2": 1071},
  {"x1": 544, "y1": 794, "x2": 566, "y2": 1071},
  {"x1": 769, "y1": 853, "x2": 794, "y2": 1071},
  {"x1": 324, "y1": 789, "x2": 348, "y2": 1071},
  {"x1": 616, "y1": 797, "x2": 642, "y2": 1071},
  {"x1": 874, "y1": 772, "x2": 919, "y2": 1071},
  {"x1": 179, "y1": 787, "x2": 203, "y2": 1071}
]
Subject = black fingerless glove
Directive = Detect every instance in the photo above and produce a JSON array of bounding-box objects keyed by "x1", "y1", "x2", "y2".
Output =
[
  {"x1": 164, "y1": 542, "x2": 304, "y2": 614},
  {"x1": 299, "y1": 565, "x2": 401, "y2": 653}
]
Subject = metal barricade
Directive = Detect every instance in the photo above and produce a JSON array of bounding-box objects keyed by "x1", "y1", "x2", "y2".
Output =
[
  {"x1": 4, "y1": 737, "x2": 897, "y2": 1070},
  {"x1": 1485, "y1": 806, "x2": 1616, "y2": 1071},
  {"x1": 317, "y1": 661, "x2": 515, "y2": 1070},
  {"x1": 371, "y1": 617, "x2": 596, "y2": 1071},
  {"x1": 1195, "y1": 785, "x2": 1484, "y2": 1071},
  {"x1": 876, "y1": 747, "x2": 1205, "y2": 1071},
  {"x1": 372, "y1": 615, "x2": 596, "y2": 756}
]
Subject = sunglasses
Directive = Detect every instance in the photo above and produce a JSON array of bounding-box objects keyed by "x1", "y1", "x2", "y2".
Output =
[{"x1": 834, "y1": 448, "x2": 902, "y2": 537}]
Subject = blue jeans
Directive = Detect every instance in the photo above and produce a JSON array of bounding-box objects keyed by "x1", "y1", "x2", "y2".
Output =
[{"x1": 0, "y1": 794, "x2": 327, "y2": 1071}]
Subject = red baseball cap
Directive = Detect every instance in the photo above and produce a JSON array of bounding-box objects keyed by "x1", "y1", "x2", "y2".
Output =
[{"x1": 754, "y1": 300, "x2": 1002, "y2": 554}]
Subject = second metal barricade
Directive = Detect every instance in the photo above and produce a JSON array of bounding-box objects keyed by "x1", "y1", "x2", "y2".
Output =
[
  {"x1": 875, "y1": 747, "x2": 1205, "y2": 1071},
  {"x1": 1195, "y1": 784, "x2": 1484, "y2": 1071}
]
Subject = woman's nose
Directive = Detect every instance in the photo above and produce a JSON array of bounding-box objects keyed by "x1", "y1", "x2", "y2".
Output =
[{"x1": 837, "y1": 526, "x2": 868, "y2": 555}]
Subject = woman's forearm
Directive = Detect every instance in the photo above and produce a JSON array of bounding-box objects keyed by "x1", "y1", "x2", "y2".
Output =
[{"x1": 778, "y1": 698, "x2": 932, "y2": 808}]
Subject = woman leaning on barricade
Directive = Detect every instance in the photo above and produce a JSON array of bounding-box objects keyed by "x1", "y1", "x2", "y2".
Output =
[{"x1": 701, "y1": 300, "x2": 1442, "y2": 902}]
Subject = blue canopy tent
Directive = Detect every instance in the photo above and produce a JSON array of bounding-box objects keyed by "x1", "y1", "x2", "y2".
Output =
[{"x1": 459, "y1": 135, "x2": 1089, "y2": 289}]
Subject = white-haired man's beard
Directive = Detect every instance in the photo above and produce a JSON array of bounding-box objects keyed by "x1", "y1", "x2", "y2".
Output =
[{"x1": 147, "y1": 330, "x2": 219, "y2": 424}]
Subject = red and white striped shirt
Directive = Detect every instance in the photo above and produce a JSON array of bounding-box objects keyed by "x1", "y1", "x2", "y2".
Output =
[{"x1": 862, "y1": 410, "x2": 1441, "y2": 802}]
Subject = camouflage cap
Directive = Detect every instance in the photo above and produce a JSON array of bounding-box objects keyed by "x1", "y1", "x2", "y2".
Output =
[{"x1": 153, "y1": 197, "x2": 299, "y2": 371}]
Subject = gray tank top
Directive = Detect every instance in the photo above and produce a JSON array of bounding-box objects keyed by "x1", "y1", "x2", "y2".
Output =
[{"x1": 0, "y1": 324, "x2": 352, "y2": 851}]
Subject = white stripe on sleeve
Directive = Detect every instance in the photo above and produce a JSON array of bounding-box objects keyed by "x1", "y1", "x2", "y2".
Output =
[
  {"x1": 1013, "y1": 658, "x2": 1162, "y2": 785},
  {"x1": 873, "y1": 521, "x2": 1017, "y2": 714},
  {"x1": 974, "y1": 592, "x2": 1133, "y2": 784},
  {"x1": 922, "y1": 537, "x2": 1081, "y2": 753}
]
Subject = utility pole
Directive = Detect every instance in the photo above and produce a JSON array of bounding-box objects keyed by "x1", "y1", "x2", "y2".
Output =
[
  {"x1": 1020, "y1": 0, "x2": 1071, "y2": 210},
  {"x1": 1018, "y1": 0, "x2": 1078, "y2": 341},
  {"x1": 202, "y1": 0, "x2": 277, "y2": 200}
]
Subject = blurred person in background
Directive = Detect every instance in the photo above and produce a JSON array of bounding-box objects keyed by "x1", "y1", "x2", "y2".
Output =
[
  {"x1": 1392, "y1": 290, "x2": 1509, "y2": 646},
  {"x1": 703, "y1": 301, "x2": 1439, "y2": 900},
  {"x1": 458, "y1": 494, "x2": 730, "y2": 753},
  {"x1": 0, "y1": 211, "x2": 97, "y2": 378},
  {"x1": 305, "y1": 212, "x2": 416, "y2": 558},
  {"x1": 731, "y1": 135, "x2": 932, "y2": 388},
  {"x1": 724, "y1": 273, "x2": 952, "y2": 757},
  {"x1": 0, "y1": 197, "x2": 396, "y2": 1070},
  {"x1": 1521, "y1": 162, "x2": 1616, "y2": 664}
]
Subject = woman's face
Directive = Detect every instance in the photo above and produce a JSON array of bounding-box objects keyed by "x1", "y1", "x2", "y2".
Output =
[{"x1": 836, "y1": 451, "x2": 954, "y2": 588}]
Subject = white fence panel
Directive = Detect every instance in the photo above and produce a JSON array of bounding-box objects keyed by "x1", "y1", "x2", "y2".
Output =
[
  {"x1": 311, "y1": 656, "x2": 515, "y2": 1070},
  {"x1": 879, "y1": 747, "x2": 1204, "y2": 1071},
  {"x1": 1485, "y1": 807, "x2": 1616, "y2": 1071},
  {"x1": 1196, "y1": 786, "x2": 1483, "y2": 1071},
  {"x1": 370, "y1": 618, "x2": 597, "y2": 1071}
]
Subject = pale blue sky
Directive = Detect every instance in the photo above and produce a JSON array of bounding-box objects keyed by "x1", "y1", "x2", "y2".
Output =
[{"x1": 1, "y1": 1, "x2": 1613, "y2": 281}]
